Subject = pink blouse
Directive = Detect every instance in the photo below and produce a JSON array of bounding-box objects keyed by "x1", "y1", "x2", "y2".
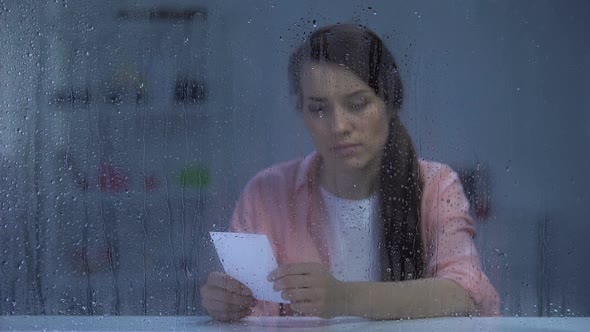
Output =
[{"x1": 229, "y1": 152, "x2": 500, "y2": 317}]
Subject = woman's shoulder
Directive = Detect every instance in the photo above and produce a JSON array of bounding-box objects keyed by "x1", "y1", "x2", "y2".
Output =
[
  {"x1": 242, "y1": 154, "x2": 315, "y2": 196},
  {"x1": 418, "y1": 159, "x2": 462, "y2": 192}
]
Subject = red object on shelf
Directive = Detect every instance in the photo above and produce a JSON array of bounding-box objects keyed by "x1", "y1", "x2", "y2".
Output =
[
  {"x1": 144, "y1": 174, "x2": 160, "y2": 191},
  {"x1": 99, "y1": 164, "x2": 128, "y2": 192},
  {"x1": 475, "y1": 195, "x2": 491, "y2": 219}
]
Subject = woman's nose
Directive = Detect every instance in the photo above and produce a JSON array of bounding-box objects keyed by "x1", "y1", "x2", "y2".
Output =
[{"x1": 331, "y1": 107, "x2": 352, "y2": 135}]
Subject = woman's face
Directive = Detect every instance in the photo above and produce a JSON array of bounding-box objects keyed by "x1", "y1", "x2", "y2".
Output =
[{"x1": 300, "y1": 63, "x2": 391, "y2": 172}]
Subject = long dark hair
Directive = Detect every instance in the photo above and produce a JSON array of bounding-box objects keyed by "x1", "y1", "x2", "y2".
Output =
[{"x1": 288, "y1": 24, "x2": 424, "y2": 281}]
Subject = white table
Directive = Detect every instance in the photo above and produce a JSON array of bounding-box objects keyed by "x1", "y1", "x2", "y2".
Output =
[{"x1": 1, "y1": 316, "x2": 588, "y2": 332}]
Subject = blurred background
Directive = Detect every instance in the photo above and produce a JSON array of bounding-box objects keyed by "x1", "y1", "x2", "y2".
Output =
[{"x1": 0, "y1": 0, "x2": 588, "y2": 316}]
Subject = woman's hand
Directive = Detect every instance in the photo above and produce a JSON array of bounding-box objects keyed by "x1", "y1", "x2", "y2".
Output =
[
  {"x1": 200, "y1": 272, "x2": 257, "y2": 322},
  {"x1": 269, "y1": 263, "x2": 348, "y2": 318}
]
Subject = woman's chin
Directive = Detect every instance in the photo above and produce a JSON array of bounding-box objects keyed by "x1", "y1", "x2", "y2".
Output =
[
  {"x1": 337, "y1": 158, "x2": 367, "y2": 171},
  {"x1": 322, "y1": 152, "x2": 370, "y2": 171}
]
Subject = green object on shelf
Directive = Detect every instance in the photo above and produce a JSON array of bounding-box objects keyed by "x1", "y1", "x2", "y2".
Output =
[{"x1": 178, "y1": 165, "x2": 211, "y2": 189}]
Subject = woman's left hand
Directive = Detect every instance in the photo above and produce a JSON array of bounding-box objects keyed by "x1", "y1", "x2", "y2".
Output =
[{"x1": 269, "y1": 263, "x2": 348, "y2": 318}]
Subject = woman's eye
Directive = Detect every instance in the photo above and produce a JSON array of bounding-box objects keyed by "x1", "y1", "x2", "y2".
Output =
[
  {"x1": 308, "y1": 105, "x2": 326, "y2": 117},
  {"x1": 348, "y1": 97, "x2": 369, "y2": 111}
]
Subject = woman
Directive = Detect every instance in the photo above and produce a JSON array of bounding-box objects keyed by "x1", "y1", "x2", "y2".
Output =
[{"x1": 200, "y1": 24, "x2": 500, "y2": 321}]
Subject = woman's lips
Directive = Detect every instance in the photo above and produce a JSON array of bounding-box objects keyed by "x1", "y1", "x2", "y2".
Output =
[{"x1": 331, "y1": 143, "x2": 361, "y2": 156}]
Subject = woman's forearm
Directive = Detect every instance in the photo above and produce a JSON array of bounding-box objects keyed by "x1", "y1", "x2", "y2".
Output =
[{"x1": 343, "y1": 278, "x2": 476, "y2": 320}]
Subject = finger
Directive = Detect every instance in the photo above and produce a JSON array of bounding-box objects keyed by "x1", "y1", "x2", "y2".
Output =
[
  {"x1": 202, "y1": 297, "x2": 253, "y2": 313},
  {"x1": 207, "y1": 272, "x2": 252, "y2": 295},
  {"x1": 207, "y1": 272, "x2": 252, "y2": 296},
  {"x1": 273, "y1": 274, "x2": 316, "y2": 291},
  {"x1": 269, "y1": 263, "x2": 323, "y2": 281},
  {"x1": 282, "y1": 288, "x2": 319, "y2": 303},
  {"x1": 209, "y1": 308, "x2": 251, "y2": 322},
  {"x1": 202, "y1": 286, "x2": 257, "y2": 307}
]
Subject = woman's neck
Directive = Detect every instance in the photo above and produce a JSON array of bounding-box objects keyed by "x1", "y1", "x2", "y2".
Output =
[{"x1": 319, "y1": 158, "x2": 380, "y2": 200}]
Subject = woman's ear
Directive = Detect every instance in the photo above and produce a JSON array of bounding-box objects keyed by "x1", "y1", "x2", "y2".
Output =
[
  {"x1": 388, "y1": 109, "x2": 394, "y2": 119},
  {"x1": 386, "y1": 105, "x2": 396, "y2": 120}
]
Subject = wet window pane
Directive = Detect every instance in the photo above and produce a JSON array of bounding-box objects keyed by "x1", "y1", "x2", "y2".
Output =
[{"x1": 0, "y1": 0, "x2": 589, "y2": 328}]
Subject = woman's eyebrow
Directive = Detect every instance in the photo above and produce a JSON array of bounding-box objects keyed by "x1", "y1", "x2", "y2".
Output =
[{"x1": 307, "y1": 90, "x2": 370, "y2": 102}]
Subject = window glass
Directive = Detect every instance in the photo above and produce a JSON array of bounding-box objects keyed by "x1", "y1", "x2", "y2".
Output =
[{"x1": 1, "y1": 0, "x2": 589, "y2": 322}]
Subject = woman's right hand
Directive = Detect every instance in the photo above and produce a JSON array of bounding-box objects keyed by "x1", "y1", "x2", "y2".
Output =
[{"x1": 200, "y1": 272, "x2": 258, "y2": 322}]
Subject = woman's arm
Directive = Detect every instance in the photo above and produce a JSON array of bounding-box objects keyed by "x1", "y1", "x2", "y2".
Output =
[
  {"x1": 346, "y1": 278, "x2": 475, "y2": 320},
  {"x1": 271, "y1": 263, "x2": 475, "y2": 320},
  {"x1": 418, "y1": 163, "x2": 500, "y2": 316}
]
